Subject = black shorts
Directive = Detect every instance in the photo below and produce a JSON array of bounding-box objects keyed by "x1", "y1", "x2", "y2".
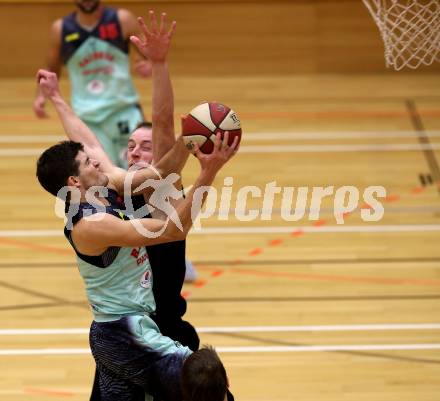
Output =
[{"x1": 89, "y1": 315, "x2": 192, "y2": 401}]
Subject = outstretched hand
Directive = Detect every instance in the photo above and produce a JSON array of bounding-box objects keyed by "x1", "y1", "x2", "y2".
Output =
[
  {"x1": 130, "y1": 10, "x2": 176, "y2": 63},
  {"x1": 34, "y1": 69, "x2": 61, "y2": 118},
  {"x1": 193, "y1": 132, "x2": 239, "y2": 177},
  {"x1": 36, "y1": 69, "x2": 61, "y2": 100},
  {"x1": 33, "y1": 94, "x2": 48, "y2": 119}
]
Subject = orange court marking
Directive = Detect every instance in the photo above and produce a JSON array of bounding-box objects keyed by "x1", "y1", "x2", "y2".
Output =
[
  {"x1": 249, "y1": 248, "x2": 263, "y2": 256},
  {"x1": 0, "y1": 237, "x2": 72, "y2": 256},
  {"x1": 384, "y1": 194, "x2": 400, "y2": 202},
  {"x1": 229, "y1": 267, "x2": 440, "y2": 287},
  {"x1": 193, "y1": 279, "x2": 207, "y2": 288},
  {"x1": 411, "y1": 187, "x2": 426, "y2": 194},
  {"x1": 24, "y1": 387, "x2": 75, "y2": 397}
]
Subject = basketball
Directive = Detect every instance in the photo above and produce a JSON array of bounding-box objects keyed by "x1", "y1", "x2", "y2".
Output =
[{"x1": 182, "y1": 102, "x2": 242, "y2": 154}]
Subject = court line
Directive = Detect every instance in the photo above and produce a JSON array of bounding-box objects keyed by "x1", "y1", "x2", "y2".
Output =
[
  {"x1": 0, "y1": 230, "x2": 62, "y2": 237},
  {"x1": 239, "y1": 144, "x2": 440, "y2": 153},
  {"x1": 229, "y1": 267, "x2": 440, "y2": 286},
  {"x1": 217, "y1": 344, "x2": 440, "y2": 352},
  {"x1": 245, "y1": 131, "x2": 440, "y2": 140},
  {"x1": 0, "y1": 149, "x2": 46, "y2": 156},
  {"x1": 0, "y1": 135, "x2": 63, "y2": 143},
  {"x1": 2, "y1": 109, "x2": 440, "y2": 123},
  {"x1": 1, "y1": 323, "x2": 439, "y2": 336},
  {"x1": 1, "y1": 225, "x2": 440, "y2": 239},
  {"x1": 3, "y1": 131, "x2": 440, "y2": 143},
  {"x1": 1, "y1": 344, "x2": 440, "y2": 355},
  {"x1": 406, "y1": 99, "x2": 440, "y2": 194},
  {"x1": 3, "y1": 143, "x2": 440, "y2": 156},
  {"x1": 196, "y1": 256, "x2": 440, "y2": 266},
  {"x1": 2, "y1": 255, "x2": 440, "y2": 269},
  {"x1": 0, "y1": 236, "x2": 71, "y2": 254},
  {"x1": 24, "y1": 387, "x2": 75, "y2": 397},
  {"x1": 192, "y1": 225, "x2": 440, "y2": 234},
  {"x1": 0, "y1": 225, "x2": 437, "y2": 259},
  {"x1": 188, "y1": 294, "x2": 440, "y2": 303},
  {"x1": 238, "y1": 110, "x2": 440, "y2": 119}
]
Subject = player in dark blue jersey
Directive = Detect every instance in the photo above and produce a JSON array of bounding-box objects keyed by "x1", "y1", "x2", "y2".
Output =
[
  {"x1": 33, "y1": 0, "x2": 151, "y2": 167},
  {"x1": 54, "y1": 7, "x2": 200, "y2": 354},
  {"x1": 37, "y1": 10, "x2": 235, "y2": 399}
]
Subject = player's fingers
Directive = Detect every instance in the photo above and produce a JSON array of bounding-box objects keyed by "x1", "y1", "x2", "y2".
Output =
[
  {"x1": 159, "y1": 12, "x2": 166, "y2": 34},
  {"x1": 130, "y1": 35, "x2": 143, "y2": 49},
  {"x1": 228, "y1": 136, "x2": 240, "y2": 157},
  {"x1": 192, "y1": 142, "x2": 202, "y2": 157},
  {"x1": 222, "y1": 131, "x2": 230, "y2": 149},
  {"x1": 214, "y1": 132, "x2": 222, "y2": 152},
  {"x1": 137, "y1": 16, "x2": 151, "y2": 38},
  {"x1": 167, "y1": 20, "x2": 177, "y2": 38},
  {"x1": 36, "y1": 69, "x2": 49, "y2": 83},
  {"x1": 149, "y1": 10, "x2": 159, "y2": 33}
]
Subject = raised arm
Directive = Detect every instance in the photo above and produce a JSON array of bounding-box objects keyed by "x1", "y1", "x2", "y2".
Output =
[
  {"x1": 118, "y1": 8, "x2": 152, "y2": 78},
  {"x1": 71, "y1": 133, "x2": 239, "y2": 256},
  {"x1": 37, "y1": 69, "x2": 117, "y2": 174},
  {"x1": 34, "y1": 20, "x2": 63, "y2": 119},
  {"x1": 130, "y1": 11, "x2": 176, "y2": 162}
]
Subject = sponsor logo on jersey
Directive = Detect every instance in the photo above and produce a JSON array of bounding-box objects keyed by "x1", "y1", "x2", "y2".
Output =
[
  {"x1": 79, "y1": 52, "x2": 115, "y2": 68},
  {"x1": 83, "y1": 66, "x2": 113, "y2": 77},
  {"x1": 131, "y1": 247, "x2": 149, "y2": 266},
  {"x1": 65, "y1": 32, "x2": 80, "y2": 42},
  {"x1": 136, "y1": 252, "x2": 149, "y2": 266},
  {"x1": 140, "y1": 270, "x2": 152, "y2": 288},
  {"x1": 86, "y1": 79, "x2": 105, "y2": 94},
  {"x1": 131, "y1": 248, "x2": 140, "y2": 258}
]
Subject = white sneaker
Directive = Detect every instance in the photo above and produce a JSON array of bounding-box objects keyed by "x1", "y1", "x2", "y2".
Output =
[{"x1": 184, "y1": 259, "x2": 198, "y2": 282}]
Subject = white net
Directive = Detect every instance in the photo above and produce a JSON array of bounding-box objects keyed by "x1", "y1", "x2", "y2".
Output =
[{"x1": 362, "y1": 0, "x2": 440, "y2": 70}]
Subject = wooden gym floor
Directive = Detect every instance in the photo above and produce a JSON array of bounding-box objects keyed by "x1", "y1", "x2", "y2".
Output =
[{"x1": 0, "y1": 72, "x2": 440, "y2": 400}]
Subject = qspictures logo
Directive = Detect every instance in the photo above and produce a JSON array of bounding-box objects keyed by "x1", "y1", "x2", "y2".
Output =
[{"x1": 56, "y1": 167, "x2": 386, "y2": 238}]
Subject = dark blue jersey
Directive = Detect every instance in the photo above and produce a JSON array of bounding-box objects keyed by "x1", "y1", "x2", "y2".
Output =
[{"x1": 60, "y1": 7, "x2": 128, "y2": 65}]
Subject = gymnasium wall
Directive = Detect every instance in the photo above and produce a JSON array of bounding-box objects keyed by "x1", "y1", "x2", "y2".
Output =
[{"x1": 0, "y1": 0, "x2": 438, "y2": 77}]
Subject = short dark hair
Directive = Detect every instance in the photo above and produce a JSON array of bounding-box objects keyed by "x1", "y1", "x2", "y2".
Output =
[
  {"x1": 36, "y1": 141, "x2": 84, "y2": 197},
  {"x1": 182, "y1": 346, "x2": 228, "y2": 401},
  {"x1": 134, "y1": 121, "x2": 153, "y2": 131}
]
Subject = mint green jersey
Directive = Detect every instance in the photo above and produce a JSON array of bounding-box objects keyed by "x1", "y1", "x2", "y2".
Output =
[
  {"x1": 77, "y1": 245, "x2": 155, "y2": 322},
  {"x1": 61, "y1": 8, "x2": 139, "y2": 123},
  {"x1": 64, "y1": 189, "x2": 155, "y2": 322}
]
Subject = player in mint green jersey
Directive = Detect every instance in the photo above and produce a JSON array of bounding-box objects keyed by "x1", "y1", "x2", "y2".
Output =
[
  {"x1": 33, "y1": 0, "x2": 151, "y2": 168},
  {"x1": 35, "y1": 11, "x2": 237, "y2": 401},
  {"x1": 36, "y1": 74, "x2": 237, "y2": 401}
]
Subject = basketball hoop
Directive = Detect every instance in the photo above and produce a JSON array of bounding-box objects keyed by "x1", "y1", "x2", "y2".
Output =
[{"x1": 362, "y1": 0, "x2": 440, "y2": 70}]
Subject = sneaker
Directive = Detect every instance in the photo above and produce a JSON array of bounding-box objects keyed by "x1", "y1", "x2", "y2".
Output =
[{"x1": 184, "y1": 259, "x2": 198, "y2": 282}]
